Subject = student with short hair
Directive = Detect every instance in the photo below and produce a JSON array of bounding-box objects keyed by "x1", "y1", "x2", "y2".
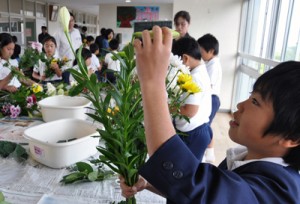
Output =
[
  {"x1": 104, "y1": 38, "x2": 120, "y2": 84},
  {"x1": 197, "y1": 33, "x2": 222, "y2": 163},
  {"x1": 119, "y1": 26, "x2": 300, "y2": 204},
  {"x1": 171, "y1": 37, "x2": 212, "y2": 161},
  {"x1": 90, "y1": 43, "x2": 102, "y2": 81}
]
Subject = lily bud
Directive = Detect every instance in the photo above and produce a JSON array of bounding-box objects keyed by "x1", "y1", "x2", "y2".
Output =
[
  {"x1": 133, "y1": 29, "x2": 180, "y2": 39},
  {"x1": 59, "y1": 6, "x2": 70, "y2": 33}
]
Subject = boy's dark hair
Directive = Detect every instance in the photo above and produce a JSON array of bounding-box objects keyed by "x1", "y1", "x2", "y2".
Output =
[
  {"x1": 73, "y1": 48, "x2": 92, "y2": 66},
  {"x1": 197, "y1": 34, "x2": 219, "y2": 55},
  {"x1": 41, "y1": 26, "x2": 47, "y2": 30},
  {"x1": 42, "y1": 36, "x2": 57, "y2": 46},
  {"x1": 86, "y1": 35, "x2": 94, "y2": 43},
  {"x1": 109, "y1": 39, "x2": 119, "y2": 51},
  {"x1": 90, "y1": 43, "x2": 99, "y2": 53},
  {"x1": 172, "y1": 37, "x2": 201, "y2": 60},
  {"x1": 253, "y1": 61, "x2": 300, "y2": 169},
  {"x1": 100, "y1": 28, "x2": 106, "y2": 35},
  {"x1": 82, "y1": 26, "x2": 87, "y2": 32},
  {"x1": 12, "y1": 35, "x2": 18, "y2": 43},
  {"x1": 174, "y1": 10, "x2": 191, "y2": 25}
]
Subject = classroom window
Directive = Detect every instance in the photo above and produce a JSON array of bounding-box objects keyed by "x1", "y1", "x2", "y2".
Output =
[{"x1": 233, "y1": 0, "x2": 300, "y2": 111}]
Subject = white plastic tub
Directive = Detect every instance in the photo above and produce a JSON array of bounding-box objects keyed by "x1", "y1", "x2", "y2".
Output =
[
  {"x1": 38, "y1": 95, "x2": 91, "y2": 122},
  {"x1": 23, "y1": 119, "x2": 100, "y2": 168}
]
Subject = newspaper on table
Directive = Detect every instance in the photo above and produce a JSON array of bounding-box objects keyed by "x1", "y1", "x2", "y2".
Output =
[{"x1": 0, "y1": 118, "x2": 165, "y2": 204}]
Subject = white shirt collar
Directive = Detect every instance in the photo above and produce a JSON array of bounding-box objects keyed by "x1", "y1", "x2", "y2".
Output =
[{"x1": 226, "y1": 146, "x2": 289, "y2": 171}]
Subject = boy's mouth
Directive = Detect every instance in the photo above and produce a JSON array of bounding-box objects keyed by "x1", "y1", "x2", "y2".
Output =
[{"x1": 229, "y1": 119, "x2": 239, "y2": 127}]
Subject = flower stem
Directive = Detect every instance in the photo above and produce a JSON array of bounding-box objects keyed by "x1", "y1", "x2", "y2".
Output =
[{"x1": 126, "y1": 196, "x2": 136, "y2": 204}]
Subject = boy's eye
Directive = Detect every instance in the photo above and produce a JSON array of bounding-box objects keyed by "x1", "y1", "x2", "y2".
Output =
[{"x1": 251, "y1": 98, "x2": 259, "y2": 106}]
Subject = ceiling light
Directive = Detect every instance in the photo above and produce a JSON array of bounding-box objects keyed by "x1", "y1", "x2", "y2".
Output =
[{"x1": 125, "y1": 0, "x2": 131, "y2": 2}]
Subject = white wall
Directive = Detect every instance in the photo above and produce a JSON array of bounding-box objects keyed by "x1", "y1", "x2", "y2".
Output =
[
  {"x1": 173, "y1": 0, "x2": 243, "y2": 111},
  {"x1": 99, "y1": 3, "x2": 173, "y2": 44}
]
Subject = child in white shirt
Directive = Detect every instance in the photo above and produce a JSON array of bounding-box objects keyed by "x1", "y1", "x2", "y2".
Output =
[
  {"x1": 90, "y1": 43, "x2": 102, "y2": 81},
  {"x1": 104, "y1": 39, "x2": 120, "y2": 84},
  {"x1": 198, "y1": 34, "x2": 222, "y2": 163},
  {"x1": 172, "y1": 37, "x2": 212, "y2": 160}
]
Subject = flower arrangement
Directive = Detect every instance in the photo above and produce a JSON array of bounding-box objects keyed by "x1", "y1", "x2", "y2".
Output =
[
  {"x1": 0, "y1": 82, "x2": 68, "y2": 119},
  {"x1": 166, "y1": 53, "x2": 201, "y2": 120},
  {"x1": 18, "y1": 42, "x2": 43, "y2": 70},
  {"x1": 42, "y1": 56, "x2": 70, "y2": 79},
  {"x1": 59, "y1": 7, "x2": 145, "y2": 204},
  {"x1": 0, "y1": 83, "x2": 45, "y2": 118}
]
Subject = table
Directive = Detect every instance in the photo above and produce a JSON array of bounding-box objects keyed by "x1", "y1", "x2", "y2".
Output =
[{"x1": 0, "y1": 118, "x2": 166, "y2": 204}]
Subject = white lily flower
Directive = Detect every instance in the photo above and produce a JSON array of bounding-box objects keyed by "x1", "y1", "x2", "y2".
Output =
[
  {"x1": 59, "y1": 6, "x2": 70, "y2": 33},
  {"x1": 46, "y1": 82, "x2": 56, "y2": 96}
]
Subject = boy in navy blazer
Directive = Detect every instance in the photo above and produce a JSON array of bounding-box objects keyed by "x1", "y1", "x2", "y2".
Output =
[{"x1": 120, "y1": 26, "x2": 300, "y2": 204}]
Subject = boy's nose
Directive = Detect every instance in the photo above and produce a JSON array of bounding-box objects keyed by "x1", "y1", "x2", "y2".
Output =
[{"x1": 236, "y1": 101, "x2": 244, "y2": 111}]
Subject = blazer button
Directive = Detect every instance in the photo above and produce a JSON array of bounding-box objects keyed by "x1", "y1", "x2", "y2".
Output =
[
  {"x1": 162, "y1": 161, "x2": 174, "y2": 170},
  {"x1": 172, "y1": 170, "x2": 183, "y2": 179}
]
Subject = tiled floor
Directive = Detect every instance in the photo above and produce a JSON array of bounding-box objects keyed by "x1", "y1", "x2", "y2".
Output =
[{"x1": 209, "y1": 112, "x2": 238, "y2": 165}]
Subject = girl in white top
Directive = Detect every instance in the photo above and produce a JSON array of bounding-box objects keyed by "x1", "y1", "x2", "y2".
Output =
[
  {"x1": 0, "y1": 33, "x2": 35, "y2": 92},
  {"x1": 32, "y1": 36, "x2": 63, "y2": 83}
]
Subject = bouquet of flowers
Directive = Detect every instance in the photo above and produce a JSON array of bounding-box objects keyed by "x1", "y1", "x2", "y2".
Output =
[
  {"x1": 42, "y1": 56, "x2": 70, "y2": 79},
  {"x1": 166, "y1": 53, "x2": 201, "y2": 120},
  {"x1": 19, "y1": 42, "x2": 43, "y2": 70},
  {"x1": 0, "y1": 83, "x2": 45, "y2": 118}
]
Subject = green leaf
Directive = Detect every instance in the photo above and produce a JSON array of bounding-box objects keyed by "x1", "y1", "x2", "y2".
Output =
[
  {"x1": 76, "y1": 162, "x2": 93, "y2": 173},
  {"x1": 87, "y1": 171, "x2": 98, "y2": 181},
  {"x1": 60, "y1": 172, "x2": 86, "y2": 184},
  {"x1": 0, "y1": 192, "x2": 4, "y2": 202}
]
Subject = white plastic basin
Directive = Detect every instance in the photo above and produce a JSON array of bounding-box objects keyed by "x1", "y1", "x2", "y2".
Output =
[
  {"x1": 23, "y1": 118, "x2": 100, "y2": 168},
  {"x1": 38, "y1": 95, "x2": 91, "y2": 122}
]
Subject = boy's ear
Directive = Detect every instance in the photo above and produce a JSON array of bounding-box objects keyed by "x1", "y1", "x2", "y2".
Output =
[
  {"x1": 182, "y1": 54, "x2": 189, "y2": 64},
  {"x1": 279, "y1": 138, "x2": 299, "y2": 148},
  {"x1": 208, "y1": 49, "x2": 215, "y2": 55}
]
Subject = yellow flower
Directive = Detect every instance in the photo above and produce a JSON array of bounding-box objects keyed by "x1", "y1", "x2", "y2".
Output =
[
  {"x1": 32, "y1": 83, "x2": 43, "y2": 93},
  {"x1": 59, "y1": 6, "x2": 70, "y2": 33},
  {"x1": 51, "y1": 58, "x2": 58, "y2": 64},
  {"x1": 177, "y1": 73, "x2": 192, "y2": 85},
  {"x1": 180, "y1": 81, "x2": 201, "y2": 94},
  {"x1": 107, "y1": 106, "x2": 119, "y2": 115},
  {"x1": 62, "y1": 56, "x2": 69, "y2": 62}
]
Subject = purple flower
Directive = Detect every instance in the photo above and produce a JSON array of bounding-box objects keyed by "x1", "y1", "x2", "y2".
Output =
[
  {"x1": 10, "y1": 105, "x2": 21, "y2": 118},
  {"x1": 30, "y1": 41, "x2": 43, "y2": 53},
  {"x1": 1, "y1": 103, "x2": 11, "y2": 115}
]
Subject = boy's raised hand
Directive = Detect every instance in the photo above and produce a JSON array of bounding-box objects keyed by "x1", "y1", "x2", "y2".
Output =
[{"x1": 134, "y1": 26, "x2": 172, "y2": 87}]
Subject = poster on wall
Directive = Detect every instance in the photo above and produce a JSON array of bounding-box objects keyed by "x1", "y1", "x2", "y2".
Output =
[{"x1": 117, "y1": 6, "x2": 159, "y2": 28}]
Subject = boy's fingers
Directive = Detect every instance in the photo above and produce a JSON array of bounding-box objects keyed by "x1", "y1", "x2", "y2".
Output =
[
  {"x1": 152, "y1": 25, "x2": 162, "y2": 47},
  {"x1": 141, "y1": 29, "x2": 151, "y2": 49},
  {"x1": 162, "y1": 27, "x2": 172, "y2": 50},
  {"x1": 133, "y1": 39, "x2": 142, "y2": 53}
]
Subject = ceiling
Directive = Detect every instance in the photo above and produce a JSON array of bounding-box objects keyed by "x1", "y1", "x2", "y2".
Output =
[{"x1": 42, "y1": 0, "x2": 174, "y2": 15}]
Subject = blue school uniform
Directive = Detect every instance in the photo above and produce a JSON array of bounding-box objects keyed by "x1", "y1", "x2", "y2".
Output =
[{"x1": 139, "y1": 135, "x2": 300, "y2": 204}]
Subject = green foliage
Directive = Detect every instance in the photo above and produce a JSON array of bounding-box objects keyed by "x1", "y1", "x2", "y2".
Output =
[
  {"x1": 0, "y1": 85, "x2": 47, "y2": 118},
  {"x1": 60, "y1": 162, "x2": 114, "y2": 184},
  {"x1": 18, "y1": 47, "x2": 42, "y2": 70},
  {"x1": 0, "y1": 191, "x2": 10, "y2": 204},
  {"x1": 0, "y1": 141, "x2": 28, "y2": 162},
  {"x1": 68, "y1": 44, "x2": 146, "y2": 204}
]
